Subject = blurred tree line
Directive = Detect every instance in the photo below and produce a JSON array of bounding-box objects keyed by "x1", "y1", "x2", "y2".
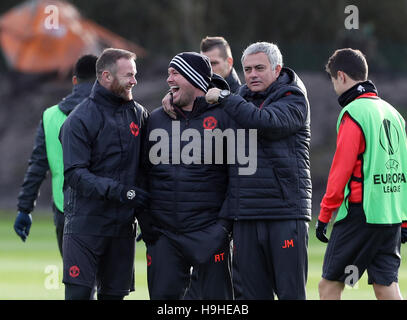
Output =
[
  {"x1": 1, "y1": 0, "x2": 407, "y2": 73},
  {"x1": 1, "y1": 0, "x2": 407, "y2": 212}
]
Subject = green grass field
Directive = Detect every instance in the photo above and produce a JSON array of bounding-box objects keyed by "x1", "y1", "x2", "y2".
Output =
[{"x1": 1, "y1": 210, "x2": 407, "y2": 300}]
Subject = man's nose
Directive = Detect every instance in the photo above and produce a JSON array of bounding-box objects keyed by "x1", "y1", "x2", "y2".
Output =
[{"x1": 247, "y1": 69, "x2": 258, "y2": 78}]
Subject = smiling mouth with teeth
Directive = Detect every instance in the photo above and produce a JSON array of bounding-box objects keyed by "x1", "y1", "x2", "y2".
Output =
[{"x1": 170, "y1": 85, "x2": 180, "y2": 93}]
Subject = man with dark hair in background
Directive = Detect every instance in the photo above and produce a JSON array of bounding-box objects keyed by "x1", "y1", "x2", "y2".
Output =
[
  {"x1": 59, "y1": 48, "x2": 150, "y2": 300},
  {"x1": 14, "y1": 54, "x2": 98, "y2": 257},
  {"x1": 316, "y1": 48, "x2": 407, "y2": 300},
  {"x1": 200, "y1": 36, "x2": 241, "y2": 93}
]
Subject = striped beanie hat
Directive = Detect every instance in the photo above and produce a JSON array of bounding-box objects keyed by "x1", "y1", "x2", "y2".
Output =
[{"x1": 169, "y1": 52, "x2": 213, "y2": 93}]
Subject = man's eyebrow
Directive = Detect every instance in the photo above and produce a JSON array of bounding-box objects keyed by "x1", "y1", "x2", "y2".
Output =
[{"x1": 244, "y1": 64, "x2": 265, "y2": 69}]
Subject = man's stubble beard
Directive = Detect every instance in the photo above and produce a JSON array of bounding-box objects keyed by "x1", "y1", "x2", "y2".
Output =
[{"x1": 111, "y1": 77, "x2": 132, "y2": 101}]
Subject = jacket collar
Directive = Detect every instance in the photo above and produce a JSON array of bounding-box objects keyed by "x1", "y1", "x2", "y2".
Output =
[
  {"x1": 174, "y1": 96, "x2": 215, "y2": 119},
  {"x1": 338, "y1": 80, "x2": 378, "y2": 108},
  {"x1": 225, "y1": 68, "x2": 241, "y2": 93},
  {"x1": 58, "y1": 81, "x2": 94, "y2": 115}
]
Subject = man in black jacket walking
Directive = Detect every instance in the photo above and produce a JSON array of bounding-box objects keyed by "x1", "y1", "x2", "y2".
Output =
[
  {"x1": 206, "y1": 41, "x2": 311, "y2": 300},
  {"x1": 14, "y1": 54, "x2": 97, "y2": 256},
  {"x1": 59, "y1": 48, "x2": 149, "y2": 300},
  {"x1": 144, "y1": 52, "x2": 233, "y2": 300}
]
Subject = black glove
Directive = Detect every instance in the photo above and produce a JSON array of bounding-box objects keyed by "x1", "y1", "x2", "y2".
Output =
[
  {"x1": 315, "y1": 219, "x2": 329, "y2": 243},
  {"x1": 401, "y1": 223, "x2": 407, "y2": 244},
  {"x1": 14, "y1": 211, "x2": 32, "y2": 242},
  {"x1": 137, "y1": 212, "x2": 160, "y2": 245},
  {"x1": 121, "y1": 186, "x2": 150, "y2": 210}
]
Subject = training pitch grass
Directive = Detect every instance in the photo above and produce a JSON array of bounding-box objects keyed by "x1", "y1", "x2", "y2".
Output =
[{"x1": 1, "y1": 210, "x2": 407, "y2": 300}]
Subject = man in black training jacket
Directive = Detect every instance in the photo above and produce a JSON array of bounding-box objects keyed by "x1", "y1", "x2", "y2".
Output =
[
  {"x1": 144, "y1": 52, "x2": 233, "y2": 300},
  {"x1": 60, "y1": 48, "x2": 149, "y2": 300}
]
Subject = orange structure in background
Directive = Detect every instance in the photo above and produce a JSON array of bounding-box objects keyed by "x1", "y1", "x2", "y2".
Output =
[{"x1": 0, "y1": 0, "x2": 146, "y2": 75}]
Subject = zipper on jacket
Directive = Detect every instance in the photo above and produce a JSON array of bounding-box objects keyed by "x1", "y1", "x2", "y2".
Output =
[{"x1": 174, "y1": 164, "x2": 179, "y2": 227}]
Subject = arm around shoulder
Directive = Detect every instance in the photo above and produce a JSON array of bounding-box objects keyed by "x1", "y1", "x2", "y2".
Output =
[{"x1": 222, "y1": 90, "x2": 309, "y2": 137}]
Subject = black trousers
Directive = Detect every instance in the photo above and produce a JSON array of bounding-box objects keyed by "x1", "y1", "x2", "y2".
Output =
[
  {"x1": 232, "y1": 219, "x2": 309, "y2": 300},
  {"x1": 53, "y1": 204, "x2": 98, "y2": 299},
  {"x1": 62, "y1": 234, "x2": 135, "y2": 297},
  {"x1": 146, "y1": 222, "x2": 233, "y2": 300},
  {"x1": 322, "y1": 203, "x2": 401, "y2": 286},
  {"x1": 184, "y1": 239, "x2": 234, "y2": 300},
  {"x1": 52, "y1": 204, "x2": 64, "y2": 257}
]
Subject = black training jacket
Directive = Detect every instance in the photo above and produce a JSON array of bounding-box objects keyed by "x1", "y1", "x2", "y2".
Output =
[
  {"x1": 219, "y1": 67, "x2": 312, "y2": 221},
  {"x1": 60, "y1": 81, "x2": 149, "y2": 237},
  {"x1": 144, "y1": 97, "x2": 234, "y2": 233},
  {"x1": 225, "y1": 68, "x2": 242, "y2": 94}
]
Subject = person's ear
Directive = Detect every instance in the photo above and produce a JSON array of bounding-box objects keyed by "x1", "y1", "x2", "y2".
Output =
[
  {"x1": 275, "y1": 64, "x2": 282, "y2": 77},
  {"x1": 337, "y1": 71, "x2": 346, "y2": 84},
  {"x1": 72, "y1": 75, "x2": 78, "y2": 85},
  {"x1": 102, "y1": 70, "x2": 112, "y2": 82},
  {"x1": 227, "y1": 56, "x2": 233, "y2": 68}
]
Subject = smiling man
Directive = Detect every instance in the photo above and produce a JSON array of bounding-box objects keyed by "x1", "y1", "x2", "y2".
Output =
[
  {"x1": 206, "y1": 41, "x2": 312, "y2": 300},
  {"x1": 142, "y1": 52, "x2": 233, "y2": 300},
  {"x1": 110, "y1": 60, "x2": 137, "y2": 100},
  {"x1": 59, "y1": 48, "x2": 150, "y2": 300}
]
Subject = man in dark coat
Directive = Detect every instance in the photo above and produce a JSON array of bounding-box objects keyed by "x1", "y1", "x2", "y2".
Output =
[
  {"x1": 59, "y1": 48, "x2": 149, "y2": 300},
  {"x1": 144, "y1": 52, "x2": 233, "y2": 300},
  {"x1": 14, "y1": 54, "x2": 98, "y2": 256},
  {"x1": 182, "y1": 35, "x2": 242, "y2": 300},
  {"x1": 206, "y1": 41, "x2": 312, "y2": 300},
  {"x1": 200, "y1": 36, "x2": 242, "y2": 93}
]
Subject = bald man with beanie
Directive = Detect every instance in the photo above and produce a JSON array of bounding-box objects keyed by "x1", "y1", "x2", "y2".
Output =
[{"x1": 142, "y1": 52, "x2": 234, "y2": 300}]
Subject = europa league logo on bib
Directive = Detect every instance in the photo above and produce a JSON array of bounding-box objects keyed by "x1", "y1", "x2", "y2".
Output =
[{"x1": 379, "y1": 119, "x2": 400, "y2": 156}]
